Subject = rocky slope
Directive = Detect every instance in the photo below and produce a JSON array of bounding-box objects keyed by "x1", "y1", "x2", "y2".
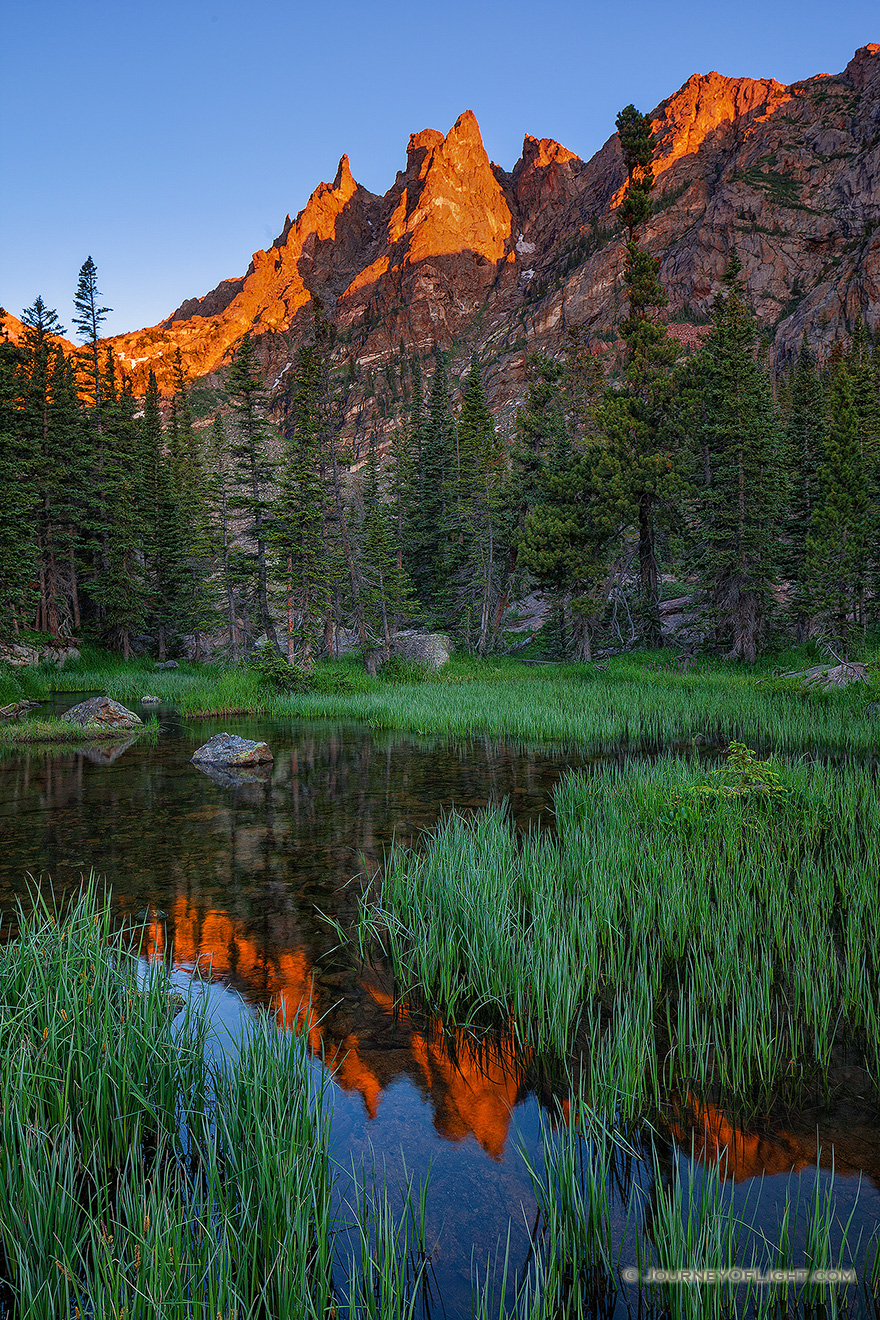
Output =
[{"x1": 14, "y1": 46, "x2": 880, "y2": 434}]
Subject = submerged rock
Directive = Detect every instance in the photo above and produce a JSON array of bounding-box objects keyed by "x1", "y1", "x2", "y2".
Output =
[
  {"x1": 60, "y1": 697, "x2": 143, "y2": 731},
  {"x1": 78, "y1": 733, "x2": 141, "y2": 765},
  {"x1": 194, "y1": 761, "x2": 273, "y2": 790},
  {"x1": 191, "y1": 732, "x2": 273, "y2": 767},
  {"x1": 141, "y1": 694, "x2": 161, "y2": 704}
]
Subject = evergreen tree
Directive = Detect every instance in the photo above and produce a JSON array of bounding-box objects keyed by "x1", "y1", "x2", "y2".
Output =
[
  {"x1": 273, "y1": 334, "x2": 332, "y2": 666},
  {"x1": 72, "y1": 256, "x2": 111, "y2": 416},
  {"x1": 141, "y1": 370, "x2": 188, "y2": 660},
  {"x1": 391, "y1": 356, "x2": 424, "y2": 589},
  {"x1": 0, "y1": 315, "x2": 38, "y2": 632},
  {"x1": 784, "y1": 338, "x2": 825, "y2": 636},
  {"x1": 227, "y1": 334, "x2": 279, "y2": 649},
  {"x1": 91, "y1": 358, "x2": 147, "y2": 656},
  {"x1": 490, "y1": 355, "x2": 568, "y2": 649},
  {"x1": 516, "y1": 346, "x2": 616, "y2": 661},
  {"x1": 409, "y1": 348, "x2": 457, "y2": 615},
  {"x1": 358, "y1": 438, "x2": 418, "y2": 667},
  {"x1": 456, "y1": 361, "x2": 505, "y2": 651},
  {"x1": 595, "y1": 104, "x2": 678, "y2": 645},
  {"x1": 206, "y1": 413, "x2": 243, "y2": 660},
  {"x1": 168, "y1": 352, "x2": 215, "y2": 657},
  {"x1": 684, "y1": 259, "x2": 785, "y2": 661},
  {"x1": 805, "y1": 356, "x2": 870, "y2": 637},
  {"x1": 847, "y1": 319, "x2": 880, "y2": 624},
  {"x1": 18, "y1": 297, "x2": 78, "y2": 638}
]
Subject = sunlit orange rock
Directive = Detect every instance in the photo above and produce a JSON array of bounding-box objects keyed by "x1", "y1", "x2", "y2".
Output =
[{"x1": 28, "y1": 44, "x2": 868, "y2": 422}]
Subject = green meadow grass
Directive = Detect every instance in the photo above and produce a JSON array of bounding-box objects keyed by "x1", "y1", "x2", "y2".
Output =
[
  {"x1": 0, "y1": 715, "x2": 159, "y2": 745},
  {"x1": 41, "y1": 642, "x2": 880, "y2": 754}
]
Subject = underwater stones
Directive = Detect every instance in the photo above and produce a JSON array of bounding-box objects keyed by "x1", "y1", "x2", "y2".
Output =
[
  {"x1": 190, "y1": 732, "x2": 273, "y2": 767},
  {"x1": 60, "y1": 697, "x2": 143, "y2": 731}
]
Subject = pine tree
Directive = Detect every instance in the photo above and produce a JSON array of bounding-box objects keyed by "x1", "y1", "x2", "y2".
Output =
[
  {"x1": 595, "y1": 104, "x2": 678, "y2": 645},
  {"x1": 390, "y1": 356, "x2": 424, "y2": 589},
  {"x1": 409, "y1": 348, "x2": 458, "y2": 615},
  {"x1": 141, "y1": 370, "x2": 188, "y2": 660},
  {"x1": 784, "y1": 338, "x2": 825, "y2": 636},
  {"x1": 0, "y1": 315, "x2": 38, "y2": 632},
  {"x1": 358, "y1": 437, "x2": 418, "y2": 667},
  {"x1": 684, "y1": 259, "x2": 786, "y2": 661},
  {"x1": 168, "y1": 352, "x2": 214, "y2": 657},
  {"x1": 227, "y1": 333, "x2": 279, "y2": 649},
  {"x1": 18, "y1": 297, "x2": 76, "y2": 638},
  {"x1": 847, "y1": 319, "x2": 880, "y2": 625},
  {"x1": 491, "y1": 354, "x2": 567, "y2": 649},
  {"x1": 516, "y1": 347, "x2": 615, "y2": 662},
  {"x1": 273, "y1": 335, "x2": 331, "y2": 666},
  {"x1": 72, "y1": 257, "x2": 111, "y2": 415},
  {"x1": 206, "y1": 413, "x2": 243, "y2": 661},
  {"x1": 805, "y1": 356, "x2": 870, "y2": 637},
  {"x1": 92, "y1": 358, "x2": 147, "y2": 657},
  {"x1": 456, "y1": 361, "x2": 505, "y2": 651}
]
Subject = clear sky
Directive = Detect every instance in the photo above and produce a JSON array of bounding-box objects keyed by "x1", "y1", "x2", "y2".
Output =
[{"x1": 2, "y1": 0, "x2": 875, "y2": 337}]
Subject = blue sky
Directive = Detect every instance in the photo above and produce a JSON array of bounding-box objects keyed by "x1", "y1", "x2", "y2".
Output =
[{"x1": 2, "y1": 0, "x2": 875, "y2": 336}]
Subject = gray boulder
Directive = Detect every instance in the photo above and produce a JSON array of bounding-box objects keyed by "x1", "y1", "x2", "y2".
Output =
[
  {"x1": 154, "y1": 660, "x2": 179, "y2": 671},
  {"x1": 391, "y1": 630, "x2": 452, "y2": 668},
  {"x1": 141, "y1": 694, "x2": 161, "y2": 705},
  {"x1": 60, "y1": 697, "x2": 143, "y2": 731},
  {"x1": 191, "y1": 732, "x2": 273, "y2": 767}
]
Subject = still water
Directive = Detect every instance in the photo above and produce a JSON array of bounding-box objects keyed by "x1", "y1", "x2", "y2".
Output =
[{"x1": 1, "y1": 698, "x2": 878, "y2": 1313}]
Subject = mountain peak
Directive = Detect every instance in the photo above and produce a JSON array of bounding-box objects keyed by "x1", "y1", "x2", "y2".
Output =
[
  {"x1": 333, "y1": 154, "x2": 356, "y2": 193},
  {"x1": 844, "y1": 43, "x2": 880, "y2": 89}
]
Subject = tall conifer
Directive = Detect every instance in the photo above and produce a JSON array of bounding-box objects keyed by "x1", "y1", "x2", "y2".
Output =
[{"x1": 227, "y1": 334, "x2": 279, "y2": 649}]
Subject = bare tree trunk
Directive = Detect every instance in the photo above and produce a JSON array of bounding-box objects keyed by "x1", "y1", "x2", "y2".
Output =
[
  {"x1": 286, "y1": 555, "x2": 294, "y2": 663},
  {"x1": 69, "y1": 548, "x2": 81, "y2": 631},
  {"x1": 330, "y1": 437, "x2": 368, "y2": 658},
  {"x1": 638, "y1": 496, "x2": 662, "y2": 648},
  {"x1": 487, "y1": 545, "x2": 518, "y2": 652}
]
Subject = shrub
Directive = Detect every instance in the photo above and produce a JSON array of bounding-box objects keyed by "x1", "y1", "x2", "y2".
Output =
[{"x1": 248, "y1": 645, "x2": 313, "y2": 693}]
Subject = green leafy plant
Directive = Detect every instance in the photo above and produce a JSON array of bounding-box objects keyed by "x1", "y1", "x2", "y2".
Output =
[
  {"x1": 696, "y1": 740, "x2": 789, "y2": 799},
  {"x1": 248, "y1": 644, "x2": 313, "y2": 693}
]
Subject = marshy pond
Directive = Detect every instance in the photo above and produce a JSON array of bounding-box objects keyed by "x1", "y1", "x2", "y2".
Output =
[{"x1": 1, "y1": 695, "x2": 879, "y2": 1317}]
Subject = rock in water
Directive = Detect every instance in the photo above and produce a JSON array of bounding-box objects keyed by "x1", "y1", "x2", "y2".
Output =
[
  {"x1": 191, "y1": 733, "x2": 273, "y2": 767},
  {"x1": 60, "y1": 697, "x2": 144, "y2": 731},
  {"x1": 141, "y1": 694, "x2": 161, "y2": 704}
]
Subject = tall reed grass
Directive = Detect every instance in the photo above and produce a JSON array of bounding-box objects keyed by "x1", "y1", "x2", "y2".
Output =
[
  {"x1": 44, "y1": 646, "x2": 880, "y2": 753},
  {"x1": 0, "y1": 885, "x2": 433, "y2": 1319},
  {"x1": 359, "y1": 747, "x2": 880, "y2": 1120}
]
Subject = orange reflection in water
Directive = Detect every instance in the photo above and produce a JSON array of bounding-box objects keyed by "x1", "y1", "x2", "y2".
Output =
[
  {"x1": 670, "y1": 1096, "x2": 880, "y2": 1190},
  {"x1": 143, "y1": 902, "x2": 527, "y2": 1158}
]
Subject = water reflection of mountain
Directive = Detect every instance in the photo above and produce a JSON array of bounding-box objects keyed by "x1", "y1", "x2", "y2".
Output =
[
  {"x1": 143, "y1": 898, "x2": 525, "y2": 1160},
  {"x1": 2, "y1": 721, "x2": 880, "y2": 1187},
  {"x1": 668, "y1": 1096, "x2": 880, "y2": 1191}
]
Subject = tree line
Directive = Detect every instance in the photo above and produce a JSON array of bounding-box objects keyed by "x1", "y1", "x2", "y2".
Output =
[{"x1": 2, "y1": 109, "x2": 879, "y2": 668}]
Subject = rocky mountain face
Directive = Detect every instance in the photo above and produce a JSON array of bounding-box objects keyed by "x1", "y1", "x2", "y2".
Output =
[{"x1": 19, "y1": 46, "x2": 880, "y2": 435}]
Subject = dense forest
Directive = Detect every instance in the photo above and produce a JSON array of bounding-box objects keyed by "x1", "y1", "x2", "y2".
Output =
[{"x1": 2, "y1": 110, "x2": 879, "y2": 671}]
